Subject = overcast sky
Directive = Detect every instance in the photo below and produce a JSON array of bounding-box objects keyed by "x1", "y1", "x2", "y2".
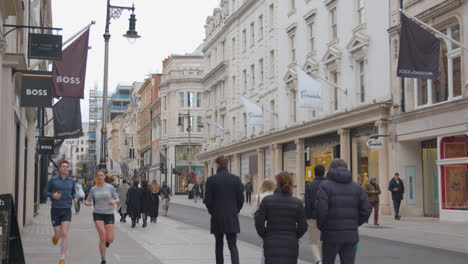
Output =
[{"x1": 52, "y1": 0, "x2": 218, "y2": 122}]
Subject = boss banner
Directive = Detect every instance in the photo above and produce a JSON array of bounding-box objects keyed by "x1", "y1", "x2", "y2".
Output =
[{"x1": 20, "y1": 71, "x2": 53, "y2": 107}]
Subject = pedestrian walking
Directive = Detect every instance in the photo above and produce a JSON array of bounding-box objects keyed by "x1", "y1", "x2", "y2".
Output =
[
  {"x1": 204, "y1": 156, "x2": 244, "y2": 264},
  {"x1": 84, "y1": 170, "x2": 119, "y2": 264},
  {"x1": 150, "y1": 180, "x2": 160, "y2": 223},
  {"x1": 255, "y1": 172, "x2": 308, "y2": 264},
  {"x1": 43, "y1": 160, "x2": 77, "y2": 264},
  {"x1": 160, "y1": 181, "x2": 171, "y2": 216},
  {"x1": 193, "y1": 181, "x2": 201, "y2": 203},
  {"x1": 188, "y1": 181, "x2": 194, "y2": 199},
  {"x1": 255, "y1": 179, "x2": 275, "y2": 264},
  {"x1": 118, "y1": 179, "x2": 130, "y2": 223},
  {"x1": 140, "y1": 180, "x2": 153, "y2": 228},
  {"x1": 304, "y1": 164, "x2": 326, "y2": 264},
  {"x1": 316, "y1": 159, "x2": 371, "y2": 264},
  {"x1": 74, "y1": 178, "x2": 85, "y2": 214},
  {"x1": 245, "y1": 179, "x2": 253, "y2": 205},
  {"x1": 388, "y1": 172, "x2": 405, "y2": 220},
  {"x1": 365, "y1": 177, "x2": 381, "y2": 225},
  {"x1": 126, "y1": 180, "x2": 142, "y2": 228}
]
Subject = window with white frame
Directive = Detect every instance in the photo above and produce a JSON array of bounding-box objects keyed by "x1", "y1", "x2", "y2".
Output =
[
  {"x1": 330, "y1": 7, "x2": 337, "y2": 41},
  {"x1": 187, "y1": 91, "x2": 194, "y2": 107},
  {"x1": 270, "y1": 50, "x2": 275, "y2": 76},
  {"x1": 232, "y1": 76, "x2": 236, "y2": 99},
  {"x1": 232, "y1": 37, "x2": 236, "y2": 59},
  {"x1": 359, "y1": 61, "x2": 366, "y2": 103},
  {"x1": 232, "y1": 117, "x2": 236, "y2": 139},
  {"x1": 163, "y1": 120, "x2": 167, "y2": 135},
  {"x1": 197, "y1": 116, "x2": 202, "y2": 132},
  {"x1": 179, "y1": 92, "x2": 184, "y2": 107},
  {"x1": 243, "y1": 69, "x2": 247, "y2": 93},
  {"x1": 221, "y1": 81, "x2": 226, "y2": 100},
  {"x1": 163, "y1": 96, "x2": 167, "y2": 111},
  {"x1": 221, "y1": 41, "x2": 225, "y2": 61},
  {"x1": 289, "y1": 32, "x2": 296, "y2": 63},
  {"x1": 189, "y1": 116, "x2": 194, "y2": 132},
  {"x1": 243, "y1": 113, "x2": 247, "y2": 137},
  {"x1": 332, "y1": 71, "x2": 339, "y2": 110},
  {"x1": 357, "y1": 0, "x2": 365, "y2": 25},
  {"x1": 259, "y1": 58, "x2": 264, "y2": 83},
  {"x1": 259, "y1": 15, "x2": 264, "y2": 39},
  {"x1": 197, "y1": 92, "x2": 202, "y2": 107},
  {"x1": 242, "y1": 29, "x2": 247, "y2": 51},
  {"x1": 250, "y1": 22, "x2": 255, "y2": 46},
  {"x1": 415, "y1": 24, "x2": 462, "y2": 107},
  {"x1": 179, "y1": 116, "x2": 184, "y2": 132},
  {"x1": 251, "y1": 64, "x2": 255, "y2": 89},
  {"x1": 269, "y1": 4, "x2": 275, "y2": 29},
  {"x1": 270, "y1": 99, "x2": 275, "y2": 130},
  {"x1": 306, "y1": 15, "x2": 316, "y2": 52}
]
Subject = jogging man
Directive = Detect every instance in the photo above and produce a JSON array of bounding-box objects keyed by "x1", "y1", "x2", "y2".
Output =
[{"x1": 44, "y1": 160, "x2": 77, "y2": 264}]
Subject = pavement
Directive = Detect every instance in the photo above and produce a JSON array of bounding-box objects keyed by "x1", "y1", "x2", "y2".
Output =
[
  {"x1": 22, "y1": 197, "x2": 468, "y2": 264},
  {"x1": 170, "y1": 195, "x2": 468, "y2": 255}
]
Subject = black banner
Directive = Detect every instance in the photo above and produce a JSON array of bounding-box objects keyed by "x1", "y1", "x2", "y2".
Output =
[
  {"x1": 0, "y1": 194, "x2": 25, "y2": 264},
  {"x1": 53, "y1": 97, "x2": 83, "y2": 139},
  {"x1": 28, "y1": 33, "x2": 62, "y2": 60},
  {"x1": 37, "y1": 137, "x2": 55, "y2": 155},
  {"x1": 20, "y1": 73, "x2": 53, "y2": 108},
  {"x1": 397, "y1": 13, "x2": 440, "y2": 80}
]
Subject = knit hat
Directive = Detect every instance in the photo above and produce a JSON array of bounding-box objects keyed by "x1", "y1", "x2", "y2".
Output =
[{"x1": 370, "y1": 177, "x2": 377, "y2": 181}]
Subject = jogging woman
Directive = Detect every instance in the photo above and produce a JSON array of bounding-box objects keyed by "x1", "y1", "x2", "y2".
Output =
[{"x1": 85, "y1": 170, "x2": 119, "y2": 264}]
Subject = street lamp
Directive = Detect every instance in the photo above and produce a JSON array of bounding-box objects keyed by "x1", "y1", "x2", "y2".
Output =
[
  {"x1": 99, "y1": 0, "x2": 141, "y2": 170},
  {"x1": 177, "y1": 110, "x2": 194, "y2": 183}
]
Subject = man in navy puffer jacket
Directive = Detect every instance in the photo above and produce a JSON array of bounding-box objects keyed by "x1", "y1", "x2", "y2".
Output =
[{"x1": 315, "y1": 159, "x2": 371, "y2": 264}]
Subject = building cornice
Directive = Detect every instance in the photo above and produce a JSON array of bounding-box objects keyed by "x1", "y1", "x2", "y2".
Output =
[
  {"x1": 202, "y1": 0, "x2": 257, "y2": 53},
  {"x1": 198, "y1": 104, "x2": 390, "y2": 161},
  {"x1": 159, "y1": 78, "x2": 203, "y2": 88},
  {"x1": 201, "y1": 61, "x2": 227, "y2": 83}
]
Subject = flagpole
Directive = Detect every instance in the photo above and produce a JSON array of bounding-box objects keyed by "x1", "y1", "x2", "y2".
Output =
[
  {"x1": 261, "y1": 105, "x2": 278, "y2": 117},
  {"x1": 296, "y1": 64, "x2": 348, "y2": 95},
  {"x1": 399, "y1": 9, "x2": 468, "y2": 51},
  {"x1": 63, "y1": 21, "x2": 96, "y2": 47}
]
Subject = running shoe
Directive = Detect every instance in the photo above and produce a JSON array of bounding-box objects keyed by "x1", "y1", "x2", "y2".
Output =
[{"x1": 52, "y1": 236, "x2": 58, "y2": 246}]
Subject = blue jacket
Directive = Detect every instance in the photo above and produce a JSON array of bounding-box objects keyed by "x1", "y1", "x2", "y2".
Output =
[{"x1": 44, "y1": 175, "x2": 76, "y2": 208}]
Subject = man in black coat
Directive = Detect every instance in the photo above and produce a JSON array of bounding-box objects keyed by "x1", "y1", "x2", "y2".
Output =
[
  {"x1": 204, "y1": 155, "x2": 244, "y2": 264},
  {"x1": 316, "y1": 159, "x2": 371, "y2": 264},
  {"x1": 304, "y1": 164, "x2": 326, "y2": 264},
  {"x1": 388, "y1": 172, "x2": 405, "y2": 220},
  {"x1": 244, "y1": 179, "x2": 253, "y2": 205}
]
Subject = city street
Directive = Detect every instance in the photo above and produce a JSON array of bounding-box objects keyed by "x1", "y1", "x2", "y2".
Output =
[{"x1": 23, "y1": 199, "x2": 468, "y2": 264}]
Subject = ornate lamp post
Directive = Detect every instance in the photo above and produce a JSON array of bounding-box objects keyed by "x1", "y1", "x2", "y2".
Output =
[{"x1": 99, "y1": 1, "x2": 141, "y2": 170}]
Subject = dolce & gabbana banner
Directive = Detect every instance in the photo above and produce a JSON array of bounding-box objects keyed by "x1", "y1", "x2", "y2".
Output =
[
  {"x1": 52, "y1": 29, "x2": 90, "y2": 98},
  {"x1": 397, "y1": 13, "x2": 440, "y2": 80},
  {"x1": 53, "y1": 97, "x2": 83, "y2": 139},
  {"x1": 296, "y1": 66, "x2": 323, "y2": 110}
]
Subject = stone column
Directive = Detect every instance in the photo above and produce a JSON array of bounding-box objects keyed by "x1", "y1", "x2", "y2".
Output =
[
  {"x1": 376, "y1": 120, "x2": 391, "y2": 215},
  {"x1": 233, "y1": 154, "x2": 241, "y2": 176},
  {"x1": 338, "y1": 128, "x2": 350, "y2": 165},
  {"x1": 257, "y1": 148, "x2": 265, "y2": 195},
  {"x1": 295, "y1": 139, "x2": 305, "y2": 199}
]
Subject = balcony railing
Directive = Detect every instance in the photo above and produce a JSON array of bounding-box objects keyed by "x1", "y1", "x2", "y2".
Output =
[{"x1": 110, "y1": 106, "x2": 126, "y2": 111}]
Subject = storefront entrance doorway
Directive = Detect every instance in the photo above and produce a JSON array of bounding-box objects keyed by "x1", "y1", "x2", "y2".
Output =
[{"x1": 422, "y1": 139, "x2": 439, "y2": 217}]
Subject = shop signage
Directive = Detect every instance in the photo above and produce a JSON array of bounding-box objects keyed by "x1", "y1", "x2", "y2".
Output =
[
  {"x1": 21, "y1": 72, "x2": 53, "y2": 107},
  {"x1": 366, "y1": 138, "x2": 383, "y2": 149},
  {"x1": 37, "y1": 137, "x2": 55, "y2": 155},
  {"x1": 28, "y1": 33, "x2": 62, "y2": 60}
]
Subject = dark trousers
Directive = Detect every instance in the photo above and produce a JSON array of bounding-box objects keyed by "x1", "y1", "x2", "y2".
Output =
[
  {"x1": 393, "y1": 199, "x2": 402, "y2": 218},
  {"x1": 246, "y1": 192, "x2": 252, "y2": 204},
  {"x1": 369, "y1": 201, "x2": 379, "y2": 224},
  {"x1": 214, "y1": 233, "x2": 239, "y2": 264},
  {"x1": 322, "y1": 241, "x2": 357, "y2": 264}
]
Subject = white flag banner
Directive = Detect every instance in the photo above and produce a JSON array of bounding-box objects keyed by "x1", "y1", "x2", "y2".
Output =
[
  {"x1": 205, "y1": 119, "x2": 224, "y2": 136},
  {"x1": 297, "y1": 66, "x2": 323, "y2": 110},
  {"x1": 240, "y1": 96, "x2": 264, "y2": 126}
]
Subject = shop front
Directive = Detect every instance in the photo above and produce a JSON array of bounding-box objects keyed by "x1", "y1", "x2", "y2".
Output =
[
  {"x1": 437, "y1": 134, "x2": 468, "y2": 221},
  {"x1": 282, "y1": 142, "x2": 297, "y2": 195},
  {"x1": 175, "y1": 145, "x2": 205, "y2": 194},
  {"x1": 304, "y1": 133, "x2": 340, "y2": 181},
  {"x1": 240, "y1": 151, "x2": 258, "y2": 192},
  {"x1": 351, "y1": 125, "x2": 379, "y2": 186}
]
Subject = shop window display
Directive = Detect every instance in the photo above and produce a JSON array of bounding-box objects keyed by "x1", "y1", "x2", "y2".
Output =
[
  {"x1": 440, "y1": 135, "x2": 468, "y2": 210},
  {"x1": 351, "y1": 132, "x2": 379, "y2": 186}
]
